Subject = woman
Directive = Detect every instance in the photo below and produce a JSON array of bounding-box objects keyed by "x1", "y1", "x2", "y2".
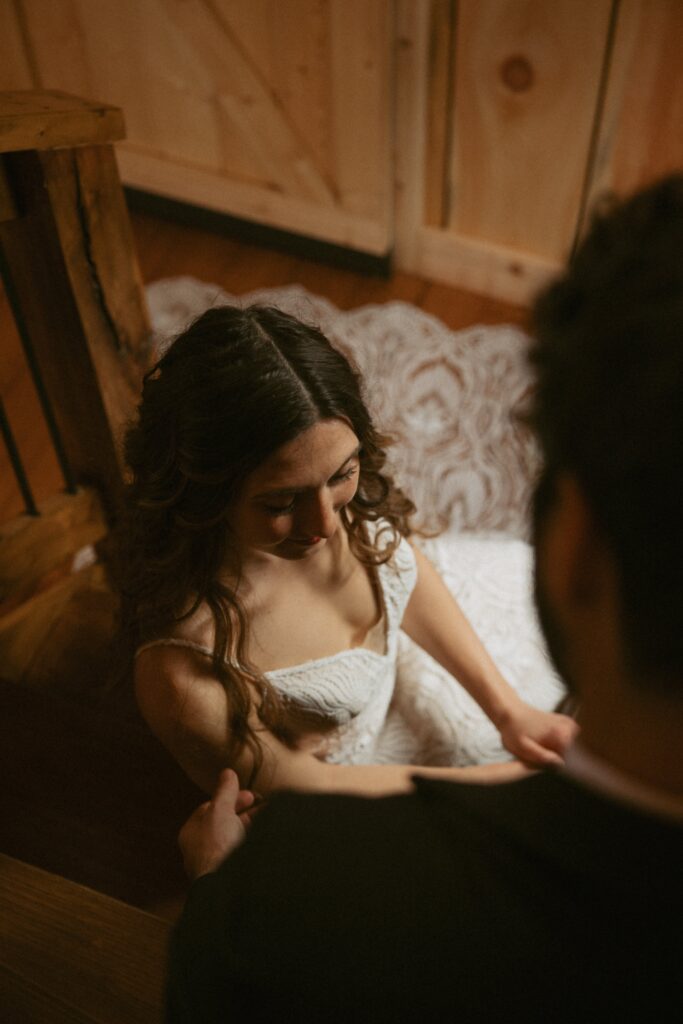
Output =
[{"x1": 119, "y1": 305, "x2": 576, "y2": 797}]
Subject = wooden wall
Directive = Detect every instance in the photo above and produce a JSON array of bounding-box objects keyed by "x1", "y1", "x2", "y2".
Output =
[
  {"x1": 396, "y1": 0, "x2": 683, "y2": 302},
  {"x1": 2, "y1": 0, "x2": 682, "y2": 303},
  {"x1": 2, "y1": 0, "x2": 393, "y2": 255}
]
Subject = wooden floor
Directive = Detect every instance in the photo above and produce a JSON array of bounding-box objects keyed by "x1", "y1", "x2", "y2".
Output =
[{"x1": 1, "y1": 208, "x2": 528, "y2": 523}]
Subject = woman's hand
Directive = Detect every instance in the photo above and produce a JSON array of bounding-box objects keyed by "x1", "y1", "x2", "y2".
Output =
[{"x1": 496, "y1": 701, "x2": 579, "y2": 767}]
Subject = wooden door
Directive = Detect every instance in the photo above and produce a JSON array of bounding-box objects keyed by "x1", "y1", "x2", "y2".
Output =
[
  {"x1": 582, "y1": 0, "x2": 683, "y2": 228},
  {"x1": 395, "y1": 0, "x2": 683, "y2": 304},
  {"x1": 3, "y1": 0, "x2": 393, "y2": 256}
]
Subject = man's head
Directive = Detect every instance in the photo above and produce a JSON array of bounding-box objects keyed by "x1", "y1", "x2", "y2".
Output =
[{"x1": 529, "y1": 175, "x2": 683, "y2": 696}]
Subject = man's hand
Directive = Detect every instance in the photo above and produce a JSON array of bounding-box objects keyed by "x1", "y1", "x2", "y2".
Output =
[{"x1": 178, "y1": 769, "x2": 257, "y2": 881}]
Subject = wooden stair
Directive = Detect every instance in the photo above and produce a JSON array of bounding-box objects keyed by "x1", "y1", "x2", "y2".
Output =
[{"x1": 0, "y1": 92, "x2": 188, "y2": 1020}]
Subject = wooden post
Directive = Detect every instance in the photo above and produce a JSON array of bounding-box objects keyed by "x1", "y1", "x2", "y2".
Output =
[{"x1": 0, "y1": 90, "x2": 151, "y2": 513}]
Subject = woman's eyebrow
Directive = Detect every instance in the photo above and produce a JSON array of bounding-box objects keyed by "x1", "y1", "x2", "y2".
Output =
[{"x1": 252, "y1": 446, "x2": 360, "y2": 500}]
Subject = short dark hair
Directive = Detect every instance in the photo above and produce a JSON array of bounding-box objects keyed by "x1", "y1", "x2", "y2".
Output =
[{"x1": 530, "y1": 174, "x2": 683, "y2": 685}]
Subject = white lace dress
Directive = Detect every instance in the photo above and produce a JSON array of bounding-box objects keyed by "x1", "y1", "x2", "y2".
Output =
[
  {"x1": 139, "y1": 279, "x2": 567, "y2": 767},
  {"x1": 266, "y1": 534, "x2": 418, "y2": 766},
  {"x1": 267, "y1": 531, "x2": 566, "y2": 768},
  {"x1": 137, "y1": 531, "x2": 565, "y2": 768}
]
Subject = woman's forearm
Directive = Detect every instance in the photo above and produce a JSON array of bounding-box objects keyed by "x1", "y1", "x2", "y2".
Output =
[
  {"x1": 401, "y1": 544, "x2": 523, "y2": 727},
  {"x1": 273, "y1": 757, "x2": 530, "y2": 797}
]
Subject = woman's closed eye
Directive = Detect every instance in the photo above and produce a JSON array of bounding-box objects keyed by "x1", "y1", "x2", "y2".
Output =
[
  {"x1": 261, "y1": 465, "x2": 358, "y2": 517},
  {"x1": 263, "y1": 499, "x2": 296, "y2": 517},
  {"x1": 333, "y1": 464, "x2": 358, "y2": 485}
]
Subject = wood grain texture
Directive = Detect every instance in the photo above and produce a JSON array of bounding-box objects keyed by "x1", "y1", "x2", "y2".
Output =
[
  {"x1": 0, "y1": 276, "x2": 63, "y2": 523},
  {"x1": 0, "y1": 561, "x2": 116, "y2": 687},
  {"x1": 0, "y1": 5, "x2": 35, "y2": 91},
  {"x1": 116, "y1": 145, "x2": 391, "y2": 252},
  {"x1": 416, "y1": 224, "x2": 558, "y2": 305},
  {"x1": 0, "y1": 90, "x2": 124, "y2": 153},
  {"x1": 0, "y1": 144, "x2": 149, "y2": 507},
  {"x1": 15, "y1": 0, "x2": 393, "y2": 253},
  {"x1": 583, "y1": 0, "x2": 683, "y2": 219},
  {"x1": 393, "y1": 0, "x2": 430, "y2": 268},
  {"x1": 0, "y1": 854, "x2": 168, "y2": 1023},
  {"x1": 424, "y1": 0, "x2": 456, "y2": 227},
  {"x1": 447, "y1": 0, "x2": 612, "y2": 260},
  {"x1": 0, "y1": 487, "x2": 106, "y2": 602}
]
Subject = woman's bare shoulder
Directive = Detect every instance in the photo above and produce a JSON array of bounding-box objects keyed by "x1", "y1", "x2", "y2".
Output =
[{"x1": 134, "y1": 640, "x2": 227, "y2": 733}]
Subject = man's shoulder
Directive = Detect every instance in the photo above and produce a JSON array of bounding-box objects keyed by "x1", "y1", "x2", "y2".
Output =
[{"x1": 175, "y1": 771, "x2": 683, "y2": 1022}]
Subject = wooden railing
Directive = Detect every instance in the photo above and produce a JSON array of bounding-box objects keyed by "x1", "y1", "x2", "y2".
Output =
[{"x1": 0, "y1": 90, "x2": 150, "y2": 689}]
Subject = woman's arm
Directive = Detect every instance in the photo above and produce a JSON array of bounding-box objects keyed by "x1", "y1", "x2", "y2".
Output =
[
  {"x1": 135, "y1": 647, "x2": 530, "y2": 798},
  {"x1": 401, "y1": 542, "x2": 578, "y2": 765}
]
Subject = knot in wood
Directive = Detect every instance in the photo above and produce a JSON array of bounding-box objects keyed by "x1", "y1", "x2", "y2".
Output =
[{"x1": 500, "y1": 55, "x2": 534, "y2": 93}]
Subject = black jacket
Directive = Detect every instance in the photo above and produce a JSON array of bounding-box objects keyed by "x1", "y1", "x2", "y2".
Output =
[{"x1": 167, "y1": 771, "x2": 682, "y2": 1022}]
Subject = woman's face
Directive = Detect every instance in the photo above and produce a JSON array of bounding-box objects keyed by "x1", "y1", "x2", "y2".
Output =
[{"x1": 229, "y1": 418, "x2": 361, "y2": 560}]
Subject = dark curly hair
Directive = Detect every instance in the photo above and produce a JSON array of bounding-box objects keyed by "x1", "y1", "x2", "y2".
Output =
[
  {"x1": 529, "y1": 174, "x2": 683, "y2": 687},
  {"x1": 115, "y1": 304, "x2": 415, "y2": 783}
]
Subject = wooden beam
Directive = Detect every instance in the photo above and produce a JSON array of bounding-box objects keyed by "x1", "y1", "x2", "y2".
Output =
[
  {"x1": 0, "y1": 143, "x2": 151, "y2": 510},
  {"x1": 0, "y1": 90, "x2": 125, "y2": 154}
]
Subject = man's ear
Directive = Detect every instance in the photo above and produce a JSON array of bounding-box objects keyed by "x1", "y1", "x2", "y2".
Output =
[{"x1": 538, "y1": 473, "x2": 606, "y2": 612}]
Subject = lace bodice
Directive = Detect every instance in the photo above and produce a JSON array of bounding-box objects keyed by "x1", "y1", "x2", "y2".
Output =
[
  {"x1": 267, "y1": 535, "x2": 417, "y2": 764},
  {"x1": 136, "y1": 534, "x2": 418, "y2": 765}
]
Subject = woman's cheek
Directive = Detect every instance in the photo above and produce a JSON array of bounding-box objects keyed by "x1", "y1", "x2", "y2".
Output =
[
  {"x1": 343, "y1": 477, "x2": 360, "y2": 507},
  {"x1": 271, "y1": 516, "x2": 294, "y2": 542}
]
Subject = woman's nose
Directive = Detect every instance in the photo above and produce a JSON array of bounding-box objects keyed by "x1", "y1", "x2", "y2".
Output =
[{"x1": 301, "y1": 491, "x2": 337, "y2": 539}]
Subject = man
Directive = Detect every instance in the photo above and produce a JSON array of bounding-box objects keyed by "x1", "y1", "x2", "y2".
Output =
[{"x1": 166, "y1": 177, "x2": 683, "y2": 1022}]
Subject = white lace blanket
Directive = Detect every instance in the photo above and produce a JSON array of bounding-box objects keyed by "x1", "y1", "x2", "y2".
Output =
[{"x1": 145, "y1": 278, "x2": 563, "y2": 766}]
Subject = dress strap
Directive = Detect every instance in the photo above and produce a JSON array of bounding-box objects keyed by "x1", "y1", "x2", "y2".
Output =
[{"x1": 135, "y1": 637, "x2": 214, "y2": 659}]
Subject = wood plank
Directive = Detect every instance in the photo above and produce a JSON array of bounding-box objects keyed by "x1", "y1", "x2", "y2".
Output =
[
  {"x1": 129, "y1": 209, "x2": 426, "y2": 310},
  {"x1": 447, "y1": 0, "x2": 613, "y2": 260},
  {"x1": 117, "y1": 145, "x2": 391, "y2": 253},
  {"x1": 16, "y1": 1, "x2": 393, "y2": 252},
  {"x1": 163, "y1": 0, "x2": 337, "y2": 205},
  {"x1": 416, "y1": 224, "x2": 558, "y2": 305},
  {"x1": 0, "y1": 144, "x2": 150, "y2": 508},
  {"x1": 393, "y1": 0, "x2": 431, "y2": 269},
  {"x1": 0, "y1": 90, "x2": 124, "y2": 153},
  {"x1": 0, "y1": 487, "x2": 106, "y2": 601},
  {"x1": 0, "y1": 562, "x2": 116, "y2": 687},
  {"x1": 0, "y1": 159, "x2": 17, "y2": 222},
  {"x1": 0, "y1": 274, "x2": 64, "y2": 524},
  {"x1": 328, "y1": 0, "x2": 393, "y2": 223},
  {"x1": 424, "y1": 0, "x2": 456, "y2": 227},
  {"x1": 0, "y1": 6, "x2": 35, "y2": 91},
  {"x1": 582, "y1": 0, "x2": 683, "y2": 220},
  {"x1": 0, "y1": 854, "x2": 169, "y2": 1024},
  {"x1": 420, "y1": 278, "x2": 528, "y2": 332},
  {"x1": 224, "y1": 0, "x2": 338, "y2": 194}
]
